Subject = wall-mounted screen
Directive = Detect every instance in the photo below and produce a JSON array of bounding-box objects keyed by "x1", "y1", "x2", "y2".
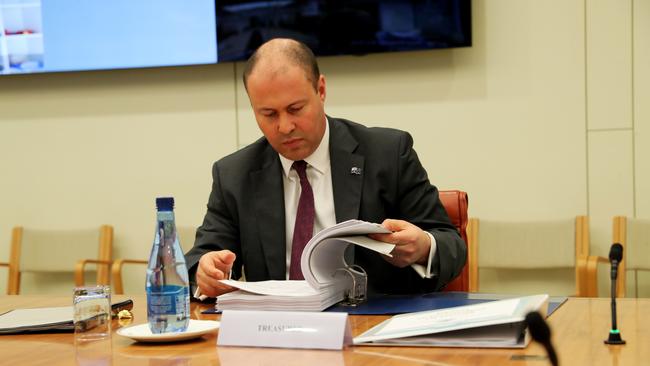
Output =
[
  {"x1": 216, "y1": 0, "x2": 472, "y2": 62},
  {"x1": 0, "y1": 0, "x2": 217, "y2": 75},
  {"x1": 0, "y1": 0, "x2": 471, "y2": 76}
]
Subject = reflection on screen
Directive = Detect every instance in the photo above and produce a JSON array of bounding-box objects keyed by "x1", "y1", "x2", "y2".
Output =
[
  {"x1": 0, "y1": 0, "x2": 217, "y2": 75},
  {"x1": 216, "y1": 0, "x2": 471, "y2": 62}
]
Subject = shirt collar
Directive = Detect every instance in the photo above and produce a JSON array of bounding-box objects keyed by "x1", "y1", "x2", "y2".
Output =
[{"x1": 279, "y1": 117, "x2": 330, "y2": 177}]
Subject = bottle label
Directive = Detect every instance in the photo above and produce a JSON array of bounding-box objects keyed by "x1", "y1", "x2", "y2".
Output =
[{"x1": 147, "y1": 285, "x2": 189, "y2": 316}]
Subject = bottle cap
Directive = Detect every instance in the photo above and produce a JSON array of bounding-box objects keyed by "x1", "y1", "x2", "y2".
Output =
[{"x1": 156, "y1": 197, "x2": 174, "y2": 211}]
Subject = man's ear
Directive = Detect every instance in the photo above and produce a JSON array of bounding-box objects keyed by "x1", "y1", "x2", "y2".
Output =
[{"x1": 318, "y1": 75, "x2": 326, "y2": 102}]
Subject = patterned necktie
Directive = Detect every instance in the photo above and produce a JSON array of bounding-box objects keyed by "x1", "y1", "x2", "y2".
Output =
[{"x1": 289, "y1": 160, "x2": 315, "y2": 280}]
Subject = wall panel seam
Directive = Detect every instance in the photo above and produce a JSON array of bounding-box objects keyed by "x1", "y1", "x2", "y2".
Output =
[
  {"x1": 631, "y1": 0, "x2": 637, "y2": 218},
  {"x1": 584, "y1": 0, "x2": 590, "y2": 216}
]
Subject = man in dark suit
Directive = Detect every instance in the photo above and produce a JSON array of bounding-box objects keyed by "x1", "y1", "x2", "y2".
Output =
[{"x1": 185, "y1": 38, "x2": 466, "y2": 298}]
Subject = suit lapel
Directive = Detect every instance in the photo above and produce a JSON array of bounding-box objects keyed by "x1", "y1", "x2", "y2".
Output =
[
  {"x1": 329, "y1": 119, "x2": 364, "y2": 223},
  {"x1": 251, "y1": 148, "x2": 286, "y2": 279}
]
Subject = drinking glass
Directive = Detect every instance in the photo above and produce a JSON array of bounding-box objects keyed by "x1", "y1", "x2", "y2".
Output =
[{"x1": 73, "y1": 285, "x2": 111, "y2": 341}]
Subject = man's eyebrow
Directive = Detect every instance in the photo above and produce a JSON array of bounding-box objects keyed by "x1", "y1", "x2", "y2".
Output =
[{"x1": 288, "y1": 100, "x2": 307, "y2": 108}]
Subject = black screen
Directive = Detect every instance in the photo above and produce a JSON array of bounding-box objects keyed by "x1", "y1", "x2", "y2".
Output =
[{"x1": 216, "y1": 0, "x2": 472, "y2": 62}]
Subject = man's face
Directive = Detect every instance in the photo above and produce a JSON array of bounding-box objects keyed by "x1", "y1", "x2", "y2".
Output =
[{"x1": 246, "y1": 63, "x2": 327, "y2": 161}]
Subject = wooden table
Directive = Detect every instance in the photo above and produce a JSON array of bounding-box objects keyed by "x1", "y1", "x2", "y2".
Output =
[{"x1": 1, "y1": 295, "x2": 647, "y2": 365}]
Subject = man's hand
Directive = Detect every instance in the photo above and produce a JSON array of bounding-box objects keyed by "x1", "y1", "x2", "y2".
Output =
[
  {"x1": 196, "y1": 250, "x2": 237, "y2": 297},
  {"x1": 368, "y1": 219, "x2": 431, "y2": 268}
]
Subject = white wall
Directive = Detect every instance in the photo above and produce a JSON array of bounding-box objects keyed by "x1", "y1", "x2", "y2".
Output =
[
  {"x1": 0, "y1": 0, "x2": 648, "y2": 296},
  {"x1": 0, "y1": 65, "x2": 238, "y2": 293}
]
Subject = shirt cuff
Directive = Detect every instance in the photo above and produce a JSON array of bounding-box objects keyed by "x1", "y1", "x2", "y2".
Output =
[{"x1": 410, "y1": 232, "x2": 437, "y2": 279}]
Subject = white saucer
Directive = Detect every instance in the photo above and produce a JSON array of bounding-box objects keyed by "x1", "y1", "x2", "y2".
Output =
[{"x1": 116, "y1": 320, "x2": 220, "y2": 343}]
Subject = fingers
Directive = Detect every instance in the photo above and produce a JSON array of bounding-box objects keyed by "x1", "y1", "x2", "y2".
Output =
[
  {"x1": 199, "y1": 251, "x2": 232, "y2": 279},
  {"x1": 197, "y1": 250, "x2": 237, "y2": 297},
  {"x1": 368, "y1": 219, "x2": 417, "y2": 246},
  {"x1": 381, "y1": 219, "x2": 410, "y2": 232},
  {"x1": 370, "y1": 219, "x2": 431, "y2": 267},
  {"x1": 212, "y1": 250, "x2": 236, "y2": 268},
  {"x1": 368, "y1": 219, "x2": 413, "y2": 243}
]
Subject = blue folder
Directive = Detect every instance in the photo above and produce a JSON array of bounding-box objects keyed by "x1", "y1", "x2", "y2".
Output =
[{"x1": 325, "y1": 292, "x2": 567, "y2": 316}]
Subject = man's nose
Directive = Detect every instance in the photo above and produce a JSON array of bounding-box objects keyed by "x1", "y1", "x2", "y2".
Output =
[{"x1": 278, "y1": 114, "x2": 295, "y2": 134}]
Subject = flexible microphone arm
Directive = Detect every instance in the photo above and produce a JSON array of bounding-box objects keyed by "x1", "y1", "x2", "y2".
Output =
[
  {"x1": 605, "y1": 243, "x2": 625, "y2": 345},
  {"x1": 525, "y1": 311, "x2": 558, "y2": 366}
]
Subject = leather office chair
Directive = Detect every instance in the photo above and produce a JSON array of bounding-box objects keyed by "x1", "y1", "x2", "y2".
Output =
[
  {"x1": 467, "y1": 216, "x2": 591, "y2": 296},
  {"x1": 0, "y1": 225, "x2": 113, "y2": 295},
  {"x1": 438, "y1": 190, "x2": 470, "y2": 292},
  {"x1": 111, "y1": 226, "x2": 196, "y2": 294}
]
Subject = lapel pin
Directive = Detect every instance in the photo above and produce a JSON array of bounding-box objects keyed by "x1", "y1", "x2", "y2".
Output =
[{"x1": 350, "y1": 167, "x2": 362, "y2": 175}]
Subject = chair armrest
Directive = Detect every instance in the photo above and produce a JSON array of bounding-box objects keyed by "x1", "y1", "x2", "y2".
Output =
[
  {"x1": 111, "y1": 259, "x2": 148, "y2": 295},
  {"x1": 75, "y1": 259, "x2": 113, "y2": 287},
  {"x1": 578, "y1": 255, "x2": 609, "y2": 297}
]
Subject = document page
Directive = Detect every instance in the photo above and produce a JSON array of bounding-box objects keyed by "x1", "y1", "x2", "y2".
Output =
[
  {"x1": 216, "y1": 280, "x2": 347, "y2": 312},
  {"x1": 219, "y1": 280, "x2": 323, "y2": 296},
  {"x1": 301, "y1": 220, "x2": 392, "y2": 288},
  {"x1": 354, "y1": 294, "x2": 548, "y2": 347},
  {"x1": 338, "y1": 236, "x2": 395, "y2": 256},
  {"x1": 375, "y1": 298, "x2": 520, "y2": 336}
]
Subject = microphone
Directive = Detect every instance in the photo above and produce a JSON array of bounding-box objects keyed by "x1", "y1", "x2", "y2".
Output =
[
  {"x1": 525, "y1": 311, "x2": 558, "y2": 366},
  {"x1": 605, "y1": 243, "x2": 626, "y2": 345},
  {"x1": 609, "y1": 243, "x2": 623, "y2": 280}
]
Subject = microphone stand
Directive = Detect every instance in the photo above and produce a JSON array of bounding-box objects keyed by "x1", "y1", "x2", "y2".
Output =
[{"x1": 605, "y1": 258, "x2": 625, "y2": 345}]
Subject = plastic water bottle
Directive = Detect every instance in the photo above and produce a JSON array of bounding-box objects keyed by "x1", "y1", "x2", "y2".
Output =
[{"x1": 146, "y1": 197, "x2": 190, "y2": 333}]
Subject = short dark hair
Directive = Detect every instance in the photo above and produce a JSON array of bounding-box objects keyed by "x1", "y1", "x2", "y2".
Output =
[{"x1": 242, "y1": 39, "x2": 321, "y2": 91}]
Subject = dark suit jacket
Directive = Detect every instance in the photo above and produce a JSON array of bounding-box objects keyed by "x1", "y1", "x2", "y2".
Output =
[{"x1": 185, "y1": 117, "x2": 466, "y2": 295}]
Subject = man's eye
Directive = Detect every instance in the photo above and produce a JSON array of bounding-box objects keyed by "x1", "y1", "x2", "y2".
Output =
[
  {"x1": 288, "y1": 106, "x2": 303, "y2": 114},
  {"x1": 262, "y1": 111, "x2": 277, "y2": 118}
]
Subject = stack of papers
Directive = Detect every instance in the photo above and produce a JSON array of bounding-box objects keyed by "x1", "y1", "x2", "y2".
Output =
[
  {"x1": 216, "y1": 280, "x2": 346, "y2": 312},
  {"x1": 215, "y1": 220, "x2": 392, "y2": 312}
]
